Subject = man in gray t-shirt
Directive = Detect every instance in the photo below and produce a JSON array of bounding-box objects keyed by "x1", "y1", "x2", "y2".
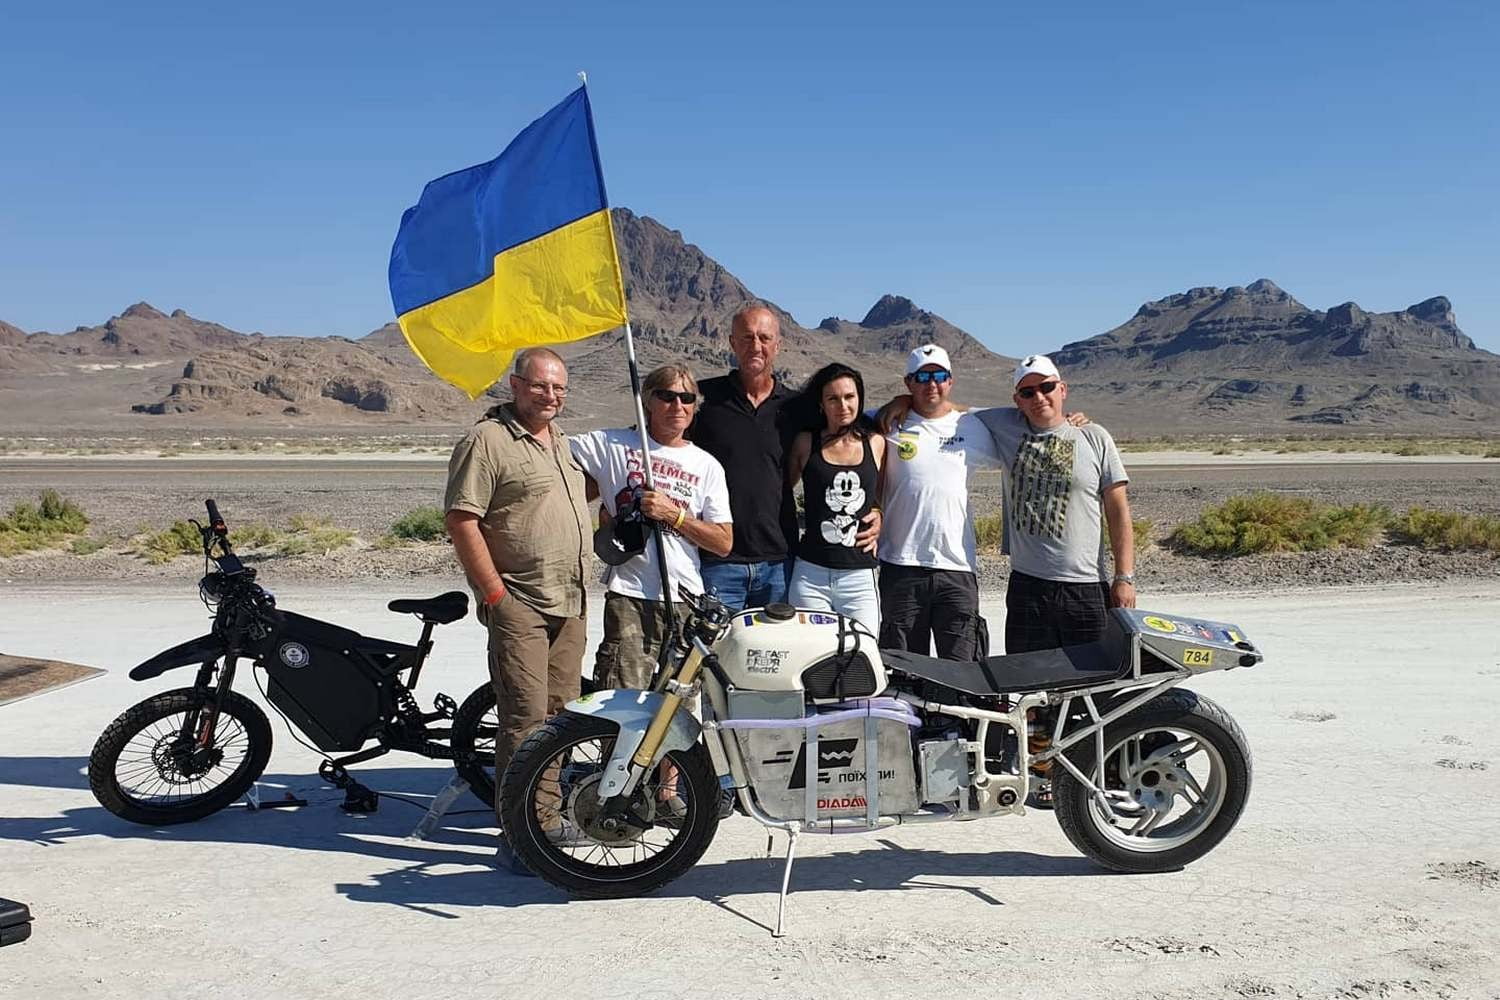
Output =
[{"x1": 975, "y1": 354, "x2": 1137, "y2": 656}]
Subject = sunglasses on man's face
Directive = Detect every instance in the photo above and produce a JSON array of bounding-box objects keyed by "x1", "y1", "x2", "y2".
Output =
[
  {"x1": 1016, "y1": 380, "x2": 1060, "y2": 400},
  {"x1": 651, "y1": 389, "x2": 698, "y2": 405},
  {"x1": 909, "y1": 370, "x2": 952, "y2": 385}
]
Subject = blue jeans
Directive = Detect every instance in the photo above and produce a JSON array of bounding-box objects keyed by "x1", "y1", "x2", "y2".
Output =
[
  {"x1": 700, "y1": 559, "x2": 791, "y2": 611},
  {"x1": 788, "y1": 559, "x2": 880, "y2": 635}
]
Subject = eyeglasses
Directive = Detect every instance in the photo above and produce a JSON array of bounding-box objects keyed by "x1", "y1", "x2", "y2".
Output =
[
  {"x1": 1016, "y1": 380, "x2": 1059, "y2": 399},
  {"x1": 517, "y1": 378, "x2": 569, "y2": 397},
  {"x1": 909, "y1": 370, "x2": 952, "y2": 385},
  {"x1": 651, "y1": 389, "x2": 698, "y2": 405}
]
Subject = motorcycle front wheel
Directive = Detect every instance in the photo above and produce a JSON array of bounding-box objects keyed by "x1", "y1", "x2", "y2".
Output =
[
  {"x1": 450, "y1": 683, "x2": 499, "y2": 808},
  {"x1": 89, "y1": 687, "x2": 273, "y2": 826},
  {"x1": 1052, "y1": 688, "x2": 1251, "y2": 873},
  {"x1": 499, "y1": 711, "x2": 719, "y2": 898}
]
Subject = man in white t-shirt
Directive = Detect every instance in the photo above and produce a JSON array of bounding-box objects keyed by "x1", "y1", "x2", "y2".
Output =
[
  {"x1": 569, "y1": 364, "x2": 733, "y2": 689},
  {"x1": 877, "y1": 344, "x2": 1002, "y2": 660}
]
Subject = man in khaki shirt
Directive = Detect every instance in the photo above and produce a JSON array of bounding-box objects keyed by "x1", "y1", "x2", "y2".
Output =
[{"x1": 444, "y1": 347, "x2": 590, "y2": 875}]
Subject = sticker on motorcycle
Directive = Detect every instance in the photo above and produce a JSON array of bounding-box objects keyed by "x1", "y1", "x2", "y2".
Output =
[
  {"x1": 1142, "y1": 616, "x2": 1176, "y2": 633},
  {"x1": 1181, "y1": 647, "x2": 1215, "y2": 668},
  {"x1": 746, "y1": 648, "x2": 789, "y2": 674},
  {"x1": 278, "y1": 642, "x2": 310, "y2": 669}
]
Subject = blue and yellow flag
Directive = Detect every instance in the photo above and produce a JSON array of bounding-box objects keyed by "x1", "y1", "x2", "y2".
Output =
[{"x1": 388, "y1": 87, "x2": 628, "y2": 398}]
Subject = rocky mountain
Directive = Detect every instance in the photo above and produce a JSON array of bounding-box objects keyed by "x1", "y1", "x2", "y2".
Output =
[
  {"x1": 2, "y1": 215, "x2": 1497, "y2": 435},
  {"x1": 0, "y1": 208, "x2": 1011, "y2": 430},
  {"x1": 1051, "y1": 280, "x2": 1500, "y2": 430}
]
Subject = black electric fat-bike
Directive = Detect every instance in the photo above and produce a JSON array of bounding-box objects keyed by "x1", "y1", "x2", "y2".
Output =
[{"x1": 88, "y1": 500, "x2": 502, "y2": 825}]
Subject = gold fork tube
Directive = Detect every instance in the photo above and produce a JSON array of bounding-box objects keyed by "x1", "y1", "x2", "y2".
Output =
[{"x1": 630, "y1": 645, "x2": 706, "y2": 769}]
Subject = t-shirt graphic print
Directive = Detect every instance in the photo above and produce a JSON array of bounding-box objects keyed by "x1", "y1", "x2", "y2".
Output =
[{"x1": 1009, "y1": 433, "x2": 1076, "y2": 541}]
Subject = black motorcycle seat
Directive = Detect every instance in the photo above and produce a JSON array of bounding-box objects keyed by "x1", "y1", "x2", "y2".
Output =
[
  {"x1": 387, "y1": 591, "x2": 469, "y2": 625},
  {"x1": 881, "y1": 611, "x2": 1132, "y2": 696}
]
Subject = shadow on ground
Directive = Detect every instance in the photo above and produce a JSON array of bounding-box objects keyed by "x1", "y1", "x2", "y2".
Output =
[{"x1": 2, "y1": 756, "x2": 1111, "y2": 925}]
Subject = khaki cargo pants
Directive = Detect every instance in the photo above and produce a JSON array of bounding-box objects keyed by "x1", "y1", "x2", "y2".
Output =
[
  {"x1": 483, "y1": 594, "x2": 585, "y2": 824},
  {"x1": 594, "y1": 592, "x2": 687, "y2": 690}
]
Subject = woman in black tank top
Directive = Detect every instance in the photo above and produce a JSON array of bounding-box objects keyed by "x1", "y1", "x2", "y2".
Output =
[{"x1": 785, "y1": 364, "x2": 887, "y2": 633}]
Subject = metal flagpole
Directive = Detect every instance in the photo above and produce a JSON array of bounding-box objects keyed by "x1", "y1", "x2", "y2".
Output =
[{"x1": 581, "y1": 71, "x2": 680, "y2": 688}]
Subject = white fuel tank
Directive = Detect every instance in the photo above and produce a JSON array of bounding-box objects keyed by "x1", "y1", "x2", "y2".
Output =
[{"x1": 712, "y1": 607, "x2": 888, "y2": 700}]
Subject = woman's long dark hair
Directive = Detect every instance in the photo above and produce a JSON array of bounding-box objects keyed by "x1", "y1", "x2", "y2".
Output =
[{"x1": 800, "y1": 363, "x2": 877, "y2": 440}]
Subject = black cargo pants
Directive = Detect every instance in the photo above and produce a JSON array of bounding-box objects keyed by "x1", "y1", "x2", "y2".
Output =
[{"x1": 877, "y1": 561, "x2": 988, "y2": 661}]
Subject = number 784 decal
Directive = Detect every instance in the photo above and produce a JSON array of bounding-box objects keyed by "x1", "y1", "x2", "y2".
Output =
[{"x1": 1181, "y1": 647, "x2": 1215, "y2": 668}]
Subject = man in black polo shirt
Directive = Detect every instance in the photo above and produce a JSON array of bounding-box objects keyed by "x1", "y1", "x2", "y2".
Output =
[{"x1": 693, "y1": 304, "x2": 879, "y2": 609}]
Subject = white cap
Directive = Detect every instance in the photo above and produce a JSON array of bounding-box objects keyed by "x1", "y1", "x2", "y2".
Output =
[
  {"x1": 1013, "y1": 353, "x2": 1060, "y2": 386},
  {"x1": 905, "y1": 343, "x2": 952, "y2": 375}
]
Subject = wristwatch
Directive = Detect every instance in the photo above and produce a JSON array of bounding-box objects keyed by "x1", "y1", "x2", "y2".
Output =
[{"x1": 1113, "y1": 573, "x2": 1136, "y2": 585}]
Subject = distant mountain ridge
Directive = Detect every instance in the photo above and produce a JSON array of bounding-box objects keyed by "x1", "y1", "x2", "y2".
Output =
[
  {"x1": 1052, "y1": 279, "x2": 1500, "y2": 429},
  {"x1": 2, "y1": 213, "x2": 1497, "y2": 434}
]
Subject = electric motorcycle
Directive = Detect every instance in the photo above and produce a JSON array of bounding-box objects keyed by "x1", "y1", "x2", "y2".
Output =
[
  {"x1": 88, "y1": 501, "x2": 502, "y2": 825},
  {"x1": 499, "y1": 589, "x2": 1260, "y2": 935}
]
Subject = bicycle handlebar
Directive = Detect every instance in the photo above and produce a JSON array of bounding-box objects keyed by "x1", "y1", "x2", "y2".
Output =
[{"x1": 205, "y1": 499, "x2": 226, "y2": 537}]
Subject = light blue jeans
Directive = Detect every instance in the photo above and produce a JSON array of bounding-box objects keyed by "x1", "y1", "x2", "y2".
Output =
[{"x1": 788, "y1": 559, "x2": 880, "y2": 635}]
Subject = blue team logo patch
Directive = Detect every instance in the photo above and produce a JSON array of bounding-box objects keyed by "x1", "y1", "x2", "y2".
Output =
[{"x1": 807, "y1": 613, "x2": 839, "y2": 625}]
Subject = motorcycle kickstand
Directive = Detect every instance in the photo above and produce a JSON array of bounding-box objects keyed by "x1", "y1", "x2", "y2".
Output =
[
  {"x1": 319, "y1": 760, "x2": 379, "y2": 814},
  {"x1": 773, "y1": 822, "x2": 802, "y2": 939}
]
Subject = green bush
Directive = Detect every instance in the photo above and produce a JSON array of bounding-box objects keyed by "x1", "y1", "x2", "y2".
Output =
[
  {"x1": 1390, "y1": 507, "x2": 1500, "y2": 554},
  {"x1": 137, "y1": 520, "x2": 203, "y2": 564},
  {"x1": 70, "y1": 536, "x2": 108, "y2": 555},
  {"x1": 974, "y1": 513, "x2": 1003, "y2": 552},
  {"x1": 1168, "y1": 493, "x2": 1390, "y2": 556},
  {"x1": 275, "y1": 516, "x2": 354, "y2": 556},
  {"x1": 0, "y1": 490, "x2": 91, "y2": 555},
  {"x1": 389, "y1": 507, "x2": 448, "y2": 543}
]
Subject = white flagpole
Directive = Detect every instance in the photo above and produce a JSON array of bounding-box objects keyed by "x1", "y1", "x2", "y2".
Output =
[{"x1": 581, "y1": 72, "x2": 679, "y2": 686}]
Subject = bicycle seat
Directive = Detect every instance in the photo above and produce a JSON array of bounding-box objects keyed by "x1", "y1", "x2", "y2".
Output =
[{"x1": 387, "y1": 591, "x2": 469, "y2": 625}]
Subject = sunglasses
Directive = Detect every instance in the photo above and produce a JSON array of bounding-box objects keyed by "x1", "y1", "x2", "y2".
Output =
[
  {"x1": 1016, "y1": 380, "x2": 1060, "y2": 399},
  {"x1": 651, "y1": 389, "x2": 698, "y2": 405},
  {"x1": 909, "y1": 370, "x2": 952, "y2": 385}
]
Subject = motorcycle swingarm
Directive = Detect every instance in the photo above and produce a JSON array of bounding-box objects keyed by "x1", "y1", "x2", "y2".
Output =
[
  {"x1": 565, "y1": 688, "x2": 702, "y2": 799},
  {"x1": 129, "y1": 634, "x2": 223, "y2": 681}
]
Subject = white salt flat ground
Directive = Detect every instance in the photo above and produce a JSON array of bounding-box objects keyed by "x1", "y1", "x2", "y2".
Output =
[{"x1": 1, "y1": 579, "x2": 1498, "y2": 1000}]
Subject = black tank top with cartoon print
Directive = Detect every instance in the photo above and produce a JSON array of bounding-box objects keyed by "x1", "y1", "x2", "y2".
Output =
[{"x1": 798, "y1": 430, "x2": 879, "y2": 570}]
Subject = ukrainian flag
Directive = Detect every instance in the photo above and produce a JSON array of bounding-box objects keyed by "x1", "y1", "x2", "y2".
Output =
[{"x1": 388, "y1": 87, "x2": 628, "y2": 398}]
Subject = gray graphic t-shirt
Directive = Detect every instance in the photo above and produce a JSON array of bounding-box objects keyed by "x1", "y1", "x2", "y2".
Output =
[{"x1": 973, "y1": 408, "x2": 1128, "y2": 583}]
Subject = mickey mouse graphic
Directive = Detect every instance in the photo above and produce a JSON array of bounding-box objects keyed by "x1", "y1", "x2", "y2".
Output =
[{"x1": 820, "y1": 470, "x2": 866, "y2": 546}]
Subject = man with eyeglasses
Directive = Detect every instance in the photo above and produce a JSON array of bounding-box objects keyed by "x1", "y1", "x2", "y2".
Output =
[
  {"x1": 444, "y1": 347, "x2": 591, "y2": 875},
  {"x1": 976, "y1": 354, "x2": 1135, "y2": 656}
]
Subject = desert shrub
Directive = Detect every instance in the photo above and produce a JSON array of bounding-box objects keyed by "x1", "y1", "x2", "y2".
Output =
[
  {"x1": 1485, "y1": 447, "x2": 1500, "y2": 460},
  {"x1": 70, "y1": 536, "x2": 108, "y2": 555},
  {"x1": 137, "y1": 520, "x2": 203, "y2": 564},
  {"x1": 974, "y1": 513, "x2": 1003, "y2": 551},
  {"x1": 1102, "y1": 517, "x2": 1156, "y2": 559},
  {"x1": 0, "y1": 490, "x2": 91, "y2": 555},
  {"x1": 1389, "y1": 507, "x2": 1500, "y2": 554},
  {"x1": 276, "y1": 516, "x2": 354, "y2": 555},
  {"x1": 1168, "y1": 493, "x2": 1390, "y2": 556},
  {"x1": 389, "y1": 507, "x2": 448, "y2": 543}
]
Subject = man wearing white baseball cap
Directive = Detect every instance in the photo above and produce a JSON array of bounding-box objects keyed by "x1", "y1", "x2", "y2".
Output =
[
  {"x1": 874, "y1": 343, "x2": 1002, "y2": 661},
  {"x1": 976, "y1": 353, "x2": 1135, "y2": 656}
]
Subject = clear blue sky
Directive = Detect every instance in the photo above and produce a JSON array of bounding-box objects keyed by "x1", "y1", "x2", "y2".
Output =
[{"x1": 3, "y1": 0, "x2": 1496, "y2": 354}]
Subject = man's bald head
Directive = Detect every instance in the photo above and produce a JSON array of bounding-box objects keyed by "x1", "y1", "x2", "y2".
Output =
[
  {"x1": 729, "y1": 305, "x2": 781, "y2": 381},
  {"x1": 731, "y1": 304, "x2": 779, "y2": 339}
]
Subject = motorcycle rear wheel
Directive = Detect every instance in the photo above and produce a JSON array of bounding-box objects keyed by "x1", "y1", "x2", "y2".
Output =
[
  {"x1": 1052, "y1": 688, "x2": 1251, "y2": 873},
  {"x1": 499, "y1": 711, "x2": 719, "y2": 898},
  {"x1": 89, "y1": 687, "x2": 273, "y2": 826}
]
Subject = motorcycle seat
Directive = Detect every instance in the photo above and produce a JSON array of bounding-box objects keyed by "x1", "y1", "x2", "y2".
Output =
[
  {"x1": 387, "y1": 591, "x2": 470, "y2": 625},
  {"x1": 881, "y1": 610, "x2": 1132, "y2": 696}
]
